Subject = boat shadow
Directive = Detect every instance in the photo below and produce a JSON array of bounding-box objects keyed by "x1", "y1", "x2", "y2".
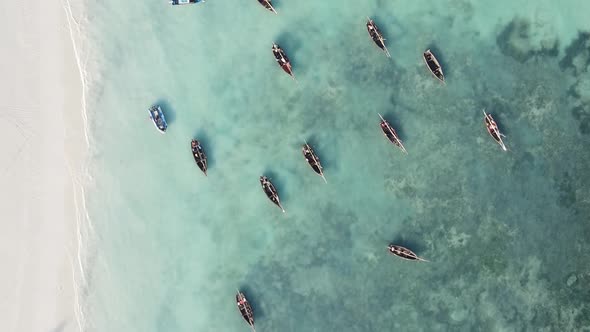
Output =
[
  {"x1": 239, "y1": 286, "x2": 266, "y2": 320},
  {"x1": 275, "y1": 32, "x2": 303, "y2": 73},
  {"x1": 380, "y1": 113, "x2": 407, "y2": 142},
  {"x1": 389, "y1": 236, "x2": 427, "y2": 256},
  {"x1": 194, "y1": 129, "x2": 215, "y2": 169},
  {"x1": 155, "y1": 98, "x2": 177, "y2": 125}
]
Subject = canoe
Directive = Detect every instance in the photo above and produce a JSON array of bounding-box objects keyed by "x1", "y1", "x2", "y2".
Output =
[
  {"x1": 190, "y1": 139, "x2": 208, "y2": 176},
  {"x1": 302, "y1": 142, "x2": 327, "y2": 183},
  {"x1": 272, "y1": 43, "x2": 295, "y2": 79},
  {"x1": 379, "y1": 113, "x2": 407, "y2": 154},
  {"x1": 260, "y1": 176, "x2": 285, "y2": 212},
  {"x1": 387, "y1": 244, "x2": 428, "y2": 262},
  {"x1": 366, "y1": 18, "x2": 390, "y2": 57},
  {"x1": 423, "y1": 49, "x2": 445, "y2": 83}
]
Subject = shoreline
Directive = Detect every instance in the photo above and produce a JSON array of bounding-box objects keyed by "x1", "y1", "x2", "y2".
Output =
[{"x1": 0, "y1": 0, "x2": 90, "y2": 331}]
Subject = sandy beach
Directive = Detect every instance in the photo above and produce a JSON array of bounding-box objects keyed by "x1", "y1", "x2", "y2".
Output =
[{"x1": 0, "y1": 0, "x2": 87, "y2": 331}]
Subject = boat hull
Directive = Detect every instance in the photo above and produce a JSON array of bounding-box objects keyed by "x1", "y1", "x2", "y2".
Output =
[
  {"x1": 366, "y1": 19, "x2": 390, "y2": 57},
  {"x1": 387, "y1": 244, "x2": 426, "y2": 261}
]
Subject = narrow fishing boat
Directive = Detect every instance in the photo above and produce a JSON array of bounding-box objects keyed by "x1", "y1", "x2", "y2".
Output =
[
  {"x1": 236, "y1": 291, "x2": 256, "y2": 331},
  {"x1": 366, "y1": 17, "x2": 390, "y2": 58},
  {"x1": 272, "y1": 43, "x2": 294, "y2": 79},
  {"x1": 387, "y1": 244, "x2": 428, "y2": 262},
  {"x1": 423, "y1": 49, "x2": 445, "y2": 83},
  {"x1": 379, "y1": 113, "x2": 407, "y2": 154},
  {"x1": 260, "y1": 176, "x2": 285, "y2": 212},
  {"x1": 148, "y1": 105, "x2": 167, "y2": 134},
  {"x1": 483, "y1": 109, "x2": 507, "y2": 151},
  {"x1": 170, "y1": 0, "x2": 204, "y2": 5},
  {"x1": 190, "y1": 139, "x2": 208, "y2": 176},
  {"x1": 302, "y1": 142, "x2": 327, "y2": 183},
  {"x1": 257, "y1": 0, "x2": 277, "y2": 14}
]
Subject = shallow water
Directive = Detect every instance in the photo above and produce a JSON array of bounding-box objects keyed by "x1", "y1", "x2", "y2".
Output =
[{"x1": 82, "y1": 0, "x2": 590, "y2": 331}]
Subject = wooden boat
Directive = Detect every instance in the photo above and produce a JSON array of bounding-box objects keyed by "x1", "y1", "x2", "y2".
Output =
[
  {"x1": 272, "y1": 43, "x2": 295, "y2": 79},
  {"x1": 260, "y1": 176, "x2": 285, "y2": 212},
  {"x1": 378, "y1": 113, "x2": 407, "y2": 154},
  {"x1": 366, "y1": 18, "x2": 390, "y2": 58},
  {"x1": 423, "y1": 49, "x2": 445, "y2": 83},
  {"x1": 190, "y1": 139, "x2": 208, "y2": 176},
  {"x1": 387, "y1": 244, "x2": 428, "y2": 262},
  {"x1": 257, "y1": 0, "x2": 277, "y2": 14},
  {"x1": 483, "y1": 109, "x2": 507, "y2": 151},
  {"x1": 170, "y1": 0, "x2": 204, "y2": 5},
  {"x1": 148, "y1": 105, "x2": 167, "y2": 134},
  {"x1": 236, "y1": 291, "x2": 256, "y2": 331},
  {"x1": 302, "y1": 142, "x2": 327, "y2": 183}
]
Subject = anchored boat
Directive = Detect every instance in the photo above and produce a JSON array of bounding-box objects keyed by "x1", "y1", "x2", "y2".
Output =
[
  {"x1": 260, "y1": 176, "x2": 285, "y2": 212},
  {"x1": 483, "y1": 109, "x2": 507, "y2": 151},
  {"x1": 257, "y1": 0, "x2": 277, "y2": 14},
  {"x1": 423, "y1": 49, "x2": 445, "y2": 83},
  {"x1": 366, "y1": 18, "x2": 390, "y2": 58},
  {"x1": 148, "y1": 105, "x2": 167, "y2": 134},
  {"x1": 170, "y1": 0, "x2": 204, "y2": 5},
  {"x1": 190, "y1": 139, "x2": 208, "y2": 176},
  {"x1": 387, "y1": 244, "x2": 428, "y2": 262},
  {"x1": 272, "y1": 43, "x2": 295, "y2": 79},
  {"x1": 236, "y1": 291, "x2": 256, "y2": 331},
  {"x1": 302, "y1": 142, "x2": 327, "y2": 183},
  {"x1": 379, "y1": 113, "x2": 407, "y2": 154}
]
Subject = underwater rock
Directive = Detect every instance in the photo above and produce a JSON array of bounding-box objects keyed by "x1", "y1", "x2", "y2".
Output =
[
  {"x1": 560, "y1": 31, "x2": 590, "y2": 74},
  {"x1": 496, "y1": 18, "x2": 559, "y2": 63},
  {"x1": 566, "y1": 274, "x2": 578, "y2": 287}
]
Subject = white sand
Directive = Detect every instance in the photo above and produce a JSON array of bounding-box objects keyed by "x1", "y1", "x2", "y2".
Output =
[{"x1": 0, "y1": 0, "x2": 88, "y2": 331}]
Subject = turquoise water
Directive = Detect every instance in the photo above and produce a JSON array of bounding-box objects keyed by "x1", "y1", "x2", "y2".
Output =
[{"x1": 82, "y1": 0, "x2": 590, "y2": 331}]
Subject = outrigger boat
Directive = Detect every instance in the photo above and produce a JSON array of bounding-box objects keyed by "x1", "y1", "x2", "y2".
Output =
[
  {"x1": 236, "y1": 291, "x2": 256, "y2": 331},
  {"x1": 378, "y1": 113, "x2": 407, "y2": 154},
  {"x1": 170, "y1": 0, "x2": 204, "y2": 5},
  {"x1": 302, "y1": 142, "x2": 327, "y2": 183},
  {"x1": 423, "y1": 49, "x2": 445, "y2": 83},
  {"x1": 366, "y1": 18, "x2": 390, "y2": 58},
  {"x1": 260, "y1": 176, "x2": 285, "y2": 212},
  {"x1": 190, "y1": 139, "x2": 208, "y2": 176},
  {"x1": 387, "y1": 244, "x2": 428, "y2": 262},
  {"x1": 148, "y1": 105, "x2": 167, "y2": 134},
  {"x1": 483, "y1": 109, "x2": 507, "y2": 151},
  {"x1": 257, "y1": 0, "x2": 277, "y2": 14},
  {"x1": 272, "y1": 43, "x2": 295, "y2": 79}
]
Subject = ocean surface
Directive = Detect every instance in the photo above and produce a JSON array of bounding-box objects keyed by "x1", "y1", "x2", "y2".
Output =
[{"x1": 80, "y1": 0, "x2": 590, "y2": 331}]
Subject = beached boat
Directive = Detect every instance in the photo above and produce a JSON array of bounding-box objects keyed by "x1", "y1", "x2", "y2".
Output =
[
  {"x1": 379, "y1": 113, "x2": 407, "y2": 154},
  {"x1": 272, "y1": 43, "x2": 294, "y2": 79},
  {"x1": 483, "y1": 109, "x2": 507, "y2": 151},
  {"x1": 191, "y1": 139, "x2": 208, "y2": 176},
  {"x1": 170, "y1": 0, "x2": 204, "y2": 5},
  {"x1": 302, "y1": 142, "x2": 327, "y2": 183},
  {"x1": 257, "y1": 0, "x2": 277, "y2": 14},
  {"x1": 236, "y1": 291, "x2": 256, "y2": 331},
  {"x1": 423, "y1": 49, "x2": 445, "y2": 83},
  {"x1": 366, "y1": 18, "x2": 390, "y2": 58},
  {"x1": 260, "y1": 176, "x2": 285, "y2": 212},
  {"x1": 387, "y1": 244, "x2": 428, "y2": 262},
  {"x1": 148, "y1": 105, "x2": 167, "y2": 134}
]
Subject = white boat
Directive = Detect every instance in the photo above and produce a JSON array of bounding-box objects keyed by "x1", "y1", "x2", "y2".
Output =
[
  {"x1": 148, "y1": 105, "x2": 167, "y2": 134},
  {"x1": 170, "y1": 0, "x2": 204, "y2": 5}
]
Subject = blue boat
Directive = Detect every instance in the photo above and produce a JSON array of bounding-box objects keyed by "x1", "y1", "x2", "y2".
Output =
[
  {"x1": 169, "y1": 0, "x2": 204, "y2": 5},
  {"x1": 148, "y1": 105, "x2": 167, "y2": 134}
]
